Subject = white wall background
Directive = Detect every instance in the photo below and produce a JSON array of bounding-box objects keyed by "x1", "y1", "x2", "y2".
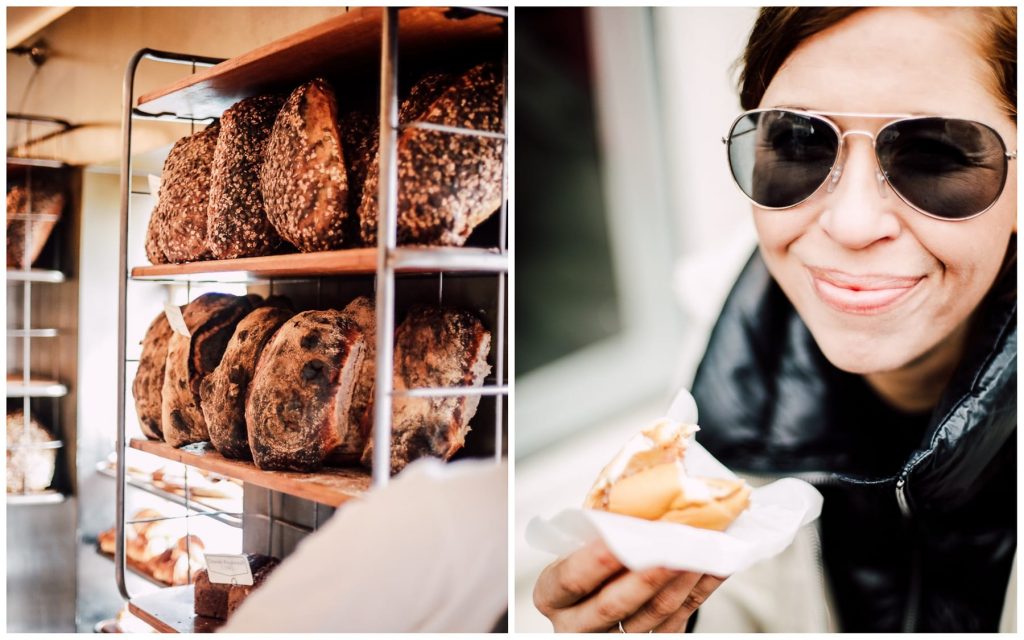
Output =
[{"x1": 515, "y1": 8, "x2": 759, "y2": 632}]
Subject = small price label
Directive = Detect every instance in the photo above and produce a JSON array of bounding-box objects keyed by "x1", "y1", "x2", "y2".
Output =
[
  {"x1": 204, "y1": 554, "x2": 253, "y2": 586},
  {"x1": 164, "y1": 302, "x2": 190, "y2": 338}
]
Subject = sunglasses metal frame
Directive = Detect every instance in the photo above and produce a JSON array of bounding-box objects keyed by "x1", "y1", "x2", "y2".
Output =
[{"x1": 722, "y1": 108, "x2": 1018, "y2": 221}]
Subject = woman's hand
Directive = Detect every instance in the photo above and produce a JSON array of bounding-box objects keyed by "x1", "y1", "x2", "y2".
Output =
[{"x1": 533, "y1": 538, "x2": 725, "y2": 632}]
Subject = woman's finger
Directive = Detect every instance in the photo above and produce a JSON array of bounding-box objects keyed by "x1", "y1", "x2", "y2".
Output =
[
  {"x1": 616, "y1": 571, "x2": 703, "y2": 633},
  {"x1": 651, "y1": 574, "x2": 726, "y2": 633},
  {"x1": 561, "y1": 566, "x2": 680, "y2": 632},
  {"x1": 534, "y1": 538, "x2": 626, "y2": 614}
]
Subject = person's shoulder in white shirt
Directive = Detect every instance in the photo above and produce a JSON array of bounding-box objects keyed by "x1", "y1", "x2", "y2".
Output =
[{"x1": 221, "y1": 457, "x2": 508, "y2": 633}]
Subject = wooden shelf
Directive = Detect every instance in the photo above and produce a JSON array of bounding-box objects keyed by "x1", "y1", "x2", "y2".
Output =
[
  {"x1": 7, "y1": 374, "x2": 68, "y2": 397},
  {"x1": 130, "y1": 247, "x2": 506, "y2": 281},
  {"x1": 136, "y1": 7, "x2": 505, "y2": 120},
  {"x1": 129, "y1": 584, "x2": 223, "y2": 634},
  {"x1": 130, "y1": 439, "x2": 370, "y2": 508}
]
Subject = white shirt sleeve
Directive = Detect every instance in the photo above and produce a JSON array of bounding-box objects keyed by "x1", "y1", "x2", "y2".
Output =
[{"x1": 221, "y1": 457, "x2": 507, "y2": 633}]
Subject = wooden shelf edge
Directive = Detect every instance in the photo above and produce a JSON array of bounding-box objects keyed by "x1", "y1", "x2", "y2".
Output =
[
  {"x1": 129, "y1": 584, "x2": 223, "y2": 633},
  {"x1": 130, "y1": 246, "x2": 505, "y2": 280},
  {"x1": 130, "y1": 438, "x2": 369, "y2": 508},
  {"x1": 135, "y1": 7, "x2": 504, "y2": 120}
]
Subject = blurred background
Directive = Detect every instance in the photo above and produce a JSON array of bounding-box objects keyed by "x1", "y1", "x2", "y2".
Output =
[{"x1": 515, "y1": 7, "x2": 760, "y2": 631}]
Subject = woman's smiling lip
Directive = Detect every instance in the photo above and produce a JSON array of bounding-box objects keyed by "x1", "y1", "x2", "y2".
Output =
[{"x1": 806, "y1": 267, "x2": 924, "y2": 314}]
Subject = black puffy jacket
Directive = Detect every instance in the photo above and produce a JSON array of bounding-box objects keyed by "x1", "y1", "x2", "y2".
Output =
[{"x1": 692, "y1": 250, "x2": 1016, "y2": 632}]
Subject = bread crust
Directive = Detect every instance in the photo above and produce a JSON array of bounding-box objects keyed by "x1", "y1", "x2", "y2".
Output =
[
  {"x1": 200, "y1": 305, "x2": 295, "y2": 460},
  {"x1": 162, "y1": 294, "x2": 258, "y2": 448},
  {"x1": 149, "y1": 125, "x2": 220, "y2": 264},
  {"x1": 207, "y1": 94, "x2": 287, "y2": 259},
  {"x1": 359, "y1": 63, "x2": 504, "y2": 247},
  {"x1": 133, "y1": 310, "x2": 178, "y2": 440},
  {"x1": 246, "y1": 309, "x2": 365, "y2": 471},
  {"x1": 260, "y1": 78, "x2": 350, "y2": 252},
  {"x1": 361, "y1": 306, "x2": 492, "y2": 474}
]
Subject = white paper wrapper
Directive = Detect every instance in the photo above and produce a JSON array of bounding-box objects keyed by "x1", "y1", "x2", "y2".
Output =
[{"x1": 525, "y1": 439, "x2": 824, "y2": 576}]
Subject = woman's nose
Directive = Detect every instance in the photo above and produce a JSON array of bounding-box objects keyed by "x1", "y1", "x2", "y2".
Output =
[{"x1": 816, "y1": 138, "x2": 902, "y2": 250}]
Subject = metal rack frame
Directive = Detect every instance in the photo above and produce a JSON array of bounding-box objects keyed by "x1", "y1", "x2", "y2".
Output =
[
  {"x1": 6, "y1": 112, "x2": 72, "y2": 501},
  {"x1": 113, "y1": 6, "x2": 508, "y2": 602}
]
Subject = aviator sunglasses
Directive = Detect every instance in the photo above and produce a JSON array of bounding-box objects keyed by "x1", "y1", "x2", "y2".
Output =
[{"x1": 724, "y1": 108, "x2": 1017, "y2": 220}]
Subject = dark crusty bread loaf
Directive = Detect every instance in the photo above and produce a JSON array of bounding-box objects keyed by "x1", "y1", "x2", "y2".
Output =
[
  {"x1": 6, "y1": 171, "x2": 65, "y2": 269},
  {"x1": 133, "y1": 309, "x2": 179, "y2": 440},
  {"x1": 162, "y1": 293, "x2": 259, "y2": 448},
  {"x1": 207, "y1": 94, "x2": 287, "y2": 259},
  {"x1": 194, "y1": 554, "x2": 279, "y2": 620},
  {"x1": 260, "y1": 78, "x2": 351, "y2": 252},
  {"x1": 361, "y1": 306, "x2": 492, "y2": 474},
  {"x1": 200, "y1": 304, "x2": 294, "y2": 460},
  {"x1": 324, "y1": 296, "x2": 376, "y2": 465},
  {"x1": 246, "y1": 309, "x2": 365, "y2": 471},
  {"x1": 359, "y1": 63, "x2": 504, "y2": 247},
  {"x1": 147, "y1": 124, "x2": 221, "y2": 264},
  {"x1": 338, "y1": 110, "x2": 376, "y2": 245},
  {"x1": 226, "y1": 555, "x2": 280, "y2": 617}
]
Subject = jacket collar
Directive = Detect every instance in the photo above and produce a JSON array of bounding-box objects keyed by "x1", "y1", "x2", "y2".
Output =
[{"x1": 692, "y1": 249, "x2": 1016, "y2": 514}]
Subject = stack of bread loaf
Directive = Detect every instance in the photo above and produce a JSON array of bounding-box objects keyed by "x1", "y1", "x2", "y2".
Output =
[
  {"x1": 145, "y1": 61, "x2": 504, "y2": 264},
  {"x1": 98, "y1": 508, "x2": 207, "y2": 586},
  {"x1": 131, "y1": 292, "x2": 492, "y2": 474}
]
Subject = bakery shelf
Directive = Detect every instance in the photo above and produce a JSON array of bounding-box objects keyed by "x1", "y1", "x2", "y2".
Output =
[
  {"x1": 6, "y1": 269, "x2": 66, "y2": 284},
  {"x1": 6, "y1": 490, "x2": 65, "y2": 505},
  {"x1": 134, "y1": 7, "x2": 504, "y2": 121},
  {"x1": 129, "y1": 246, "x2": 506, "y2": 282},
  {"x1": 130, "y1": 439, "x2": 370, "y2": 508},
  {"x1": 393, "y1": 384, "x2": 508, "y2": 398},
  {"x1": 7, "y1": 328, "x2": 60, "y2": 338},
  {"x1": 6, "y1": 374, "x2": 68, "y2": 397},
  {"x1": 129, "y1": 584, "x2": 223, "y2": 633},
  {"x1": 95, "y1": 464, "x2": 243, "y2": 529}
]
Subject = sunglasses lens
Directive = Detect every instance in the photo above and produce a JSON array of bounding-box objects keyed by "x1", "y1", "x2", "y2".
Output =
[
  {"x1": 727, "y1": 110, "x2": 839, "y2": 208},
  {"x1": 877, "y1": 118, "x2": 1008, "y2": 219}
]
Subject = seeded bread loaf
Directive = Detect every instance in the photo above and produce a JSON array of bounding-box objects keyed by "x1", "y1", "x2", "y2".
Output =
[
  {"x1": 207, "y1": 94, "x2": 287, "y2": 259},
  {"x1": 361, "y1": 306, "x2": 492, "y2": 474},
  {"x1": 162, "y1": 293, "x2": 259, "y2": 448},
  {"x1": 133, "y1": 309, "x2": 179, "y2": 440},
  {"x1": 260, "y1": 78, "x2": 351, "y2": 252},
  {"x1": 359, "y1": 63, "x2": 504, "y2": 247},
  {"x1": 200, "y1": 305, "x2": 294, "y2": 460},
  {"x1": 246, "y1": 309, "x2": 365, "y2": 471},
  {"x1": 147, "y1": 125, "x2": 221, "y2": 264},
  {"x1": 358, "y1": 70, "x2": 454, "y2": 245}
]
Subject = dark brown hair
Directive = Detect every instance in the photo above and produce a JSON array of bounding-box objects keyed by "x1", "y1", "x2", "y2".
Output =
[{"x1": 737, "y1": 7, "x2": 1017, "y2": 122}]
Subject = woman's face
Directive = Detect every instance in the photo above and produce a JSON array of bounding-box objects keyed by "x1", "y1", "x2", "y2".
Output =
[{"x1": 754, "y1": 8, "x2": 1017, "y2": 375}]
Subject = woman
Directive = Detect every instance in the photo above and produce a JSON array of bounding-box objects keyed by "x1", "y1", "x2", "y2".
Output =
[{"x1": 534, "y1": 7, "x2": 1016, "y2": 633}]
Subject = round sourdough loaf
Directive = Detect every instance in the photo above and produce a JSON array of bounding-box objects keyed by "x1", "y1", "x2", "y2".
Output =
[
  {"x1": 207, "y1": 94, "x2": 287, "y2": 259},
  {"x1": 200, "y1": 304, "x2": 294, "y2": 460},
  {"x1": 133, "y1": 309, "x2": 178, "y2": 440},
  {"x1": 162, "y1": 293, "x2": 259, "y2": 448},
  {"x1": 260, "y1": 78, "x2": 350, "y2": 252},
  {"x1": 246, "y1": 309, "x2": 365, "y2": 471},
  {"x1": 360, "y1": 306, "x2": 492, "y2": 474}
]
